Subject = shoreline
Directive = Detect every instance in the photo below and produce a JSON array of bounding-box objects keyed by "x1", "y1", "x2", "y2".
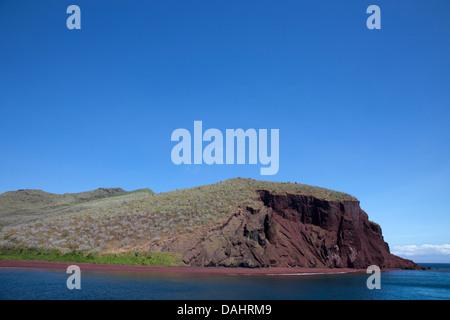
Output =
[{"x1": 0, "y1": 259, "x2": 365, "y2": 275}]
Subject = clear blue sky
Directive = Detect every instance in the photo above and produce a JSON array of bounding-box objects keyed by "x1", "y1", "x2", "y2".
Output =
[{"x1": 0, "y1": 1, "x2": 449, "y2": 262}]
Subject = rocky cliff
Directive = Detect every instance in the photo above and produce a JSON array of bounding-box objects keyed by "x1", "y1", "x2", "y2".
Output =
[{"x1": 152, "y1": 190, "x2": 418, "y2": 269}]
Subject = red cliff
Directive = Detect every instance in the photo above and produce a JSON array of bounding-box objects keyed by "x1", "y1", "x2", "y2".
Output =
[{"x1": 151, "y1": 190, "x2": 418, "y2": 269}]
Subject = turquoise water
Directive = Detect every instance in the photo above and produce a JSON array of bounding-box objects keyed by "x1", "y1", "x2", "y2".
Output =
[{"x1": 0, "y1": 264, "x2": 449, "y2": 300}]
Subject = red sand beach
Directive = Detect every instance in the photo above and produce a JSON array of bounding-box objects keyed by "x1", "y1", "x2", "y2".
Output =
[{"x1": 0, "y1": 259, "x2": 364, "y2": 275}]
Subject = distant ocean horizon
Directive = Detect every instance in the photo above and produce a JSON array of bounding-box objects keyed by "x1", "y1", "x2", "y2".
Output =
[{"x1": 0, "y1": 263, "x2": 448, "y2": 300}]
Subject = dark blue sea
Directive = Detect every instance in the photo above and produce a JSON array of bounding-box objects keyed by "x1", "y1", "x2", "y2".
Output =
[{"x1": 0, "y1": 263, "x2": 449, "y2": 300}]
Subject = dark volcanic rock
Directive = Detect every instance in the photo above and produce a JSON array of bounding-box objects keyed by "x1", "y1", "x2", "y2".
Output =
[{"x1": 151, "y1": 190, "x2": 418, "y2": 269}]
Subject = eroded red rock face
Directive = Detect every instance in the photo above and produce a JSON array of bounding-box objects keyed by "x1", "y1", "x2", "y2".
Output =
[{"x1": 151, "y1": 191, "x2": 418, "y2": 269}]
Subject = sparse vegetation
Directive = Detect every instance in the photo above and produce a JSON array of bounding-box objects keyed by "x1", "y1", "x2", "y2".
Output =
[
  {"x1": 0, "y1": 187, "x2": 154, "y2": 227},
  {"x1": 0, "y1": 178, "x2": 357, "y2": 259}
]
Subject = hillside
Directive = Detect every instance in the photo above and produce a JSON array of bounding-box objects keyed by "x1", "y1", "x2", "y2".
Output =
[
  {"x1": 0, "y1": 178, "x2": 417, "y2": 269},
  {"x1": 0, "y1": 187, "x2": 154, "y2": 226}
]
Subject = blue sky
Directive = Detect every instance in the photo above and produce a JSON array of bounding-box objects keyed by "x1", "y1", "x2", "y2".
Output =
[{"x1": 0, "y1": 1, "x2": 449, "y2": 262}]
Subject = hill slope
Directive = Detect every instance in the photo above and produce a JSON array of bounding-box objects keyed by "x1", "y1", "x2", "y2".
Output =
[
  {"x1": 0, "y1": 178, "x2": 417, "y2": 269},
  {"x1": 0, "y1": 187, "x2": 154, "y2": 226}
]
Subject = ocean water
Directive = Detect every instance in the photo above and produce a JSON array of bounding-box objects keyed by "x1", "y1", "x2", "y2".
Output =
[{"x1": 0, "y1": 263, "x2": 449, "y2": 300}]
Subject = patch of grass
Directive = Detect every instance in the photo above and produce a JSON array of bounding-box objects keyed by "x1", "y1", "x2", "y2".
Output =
[
  {"x1": 0, "y1": 246, "x2": 184, "y2": 267},
  {"x1": 2, "y1": 232, "x2": 14, "y2": 240}
]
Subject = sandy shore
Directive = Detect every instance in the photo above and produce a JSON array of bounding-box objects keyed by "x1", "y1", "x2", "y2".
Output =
[{"x1": 0, "y1": 259, "x2": 365, "y2": 275}]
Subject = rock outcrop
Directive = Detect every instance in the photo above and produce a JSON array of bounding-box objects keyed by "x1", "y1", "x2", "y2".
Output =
[{"x1": 151, "y1": 190, "x2": 418, "y2": 269}]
